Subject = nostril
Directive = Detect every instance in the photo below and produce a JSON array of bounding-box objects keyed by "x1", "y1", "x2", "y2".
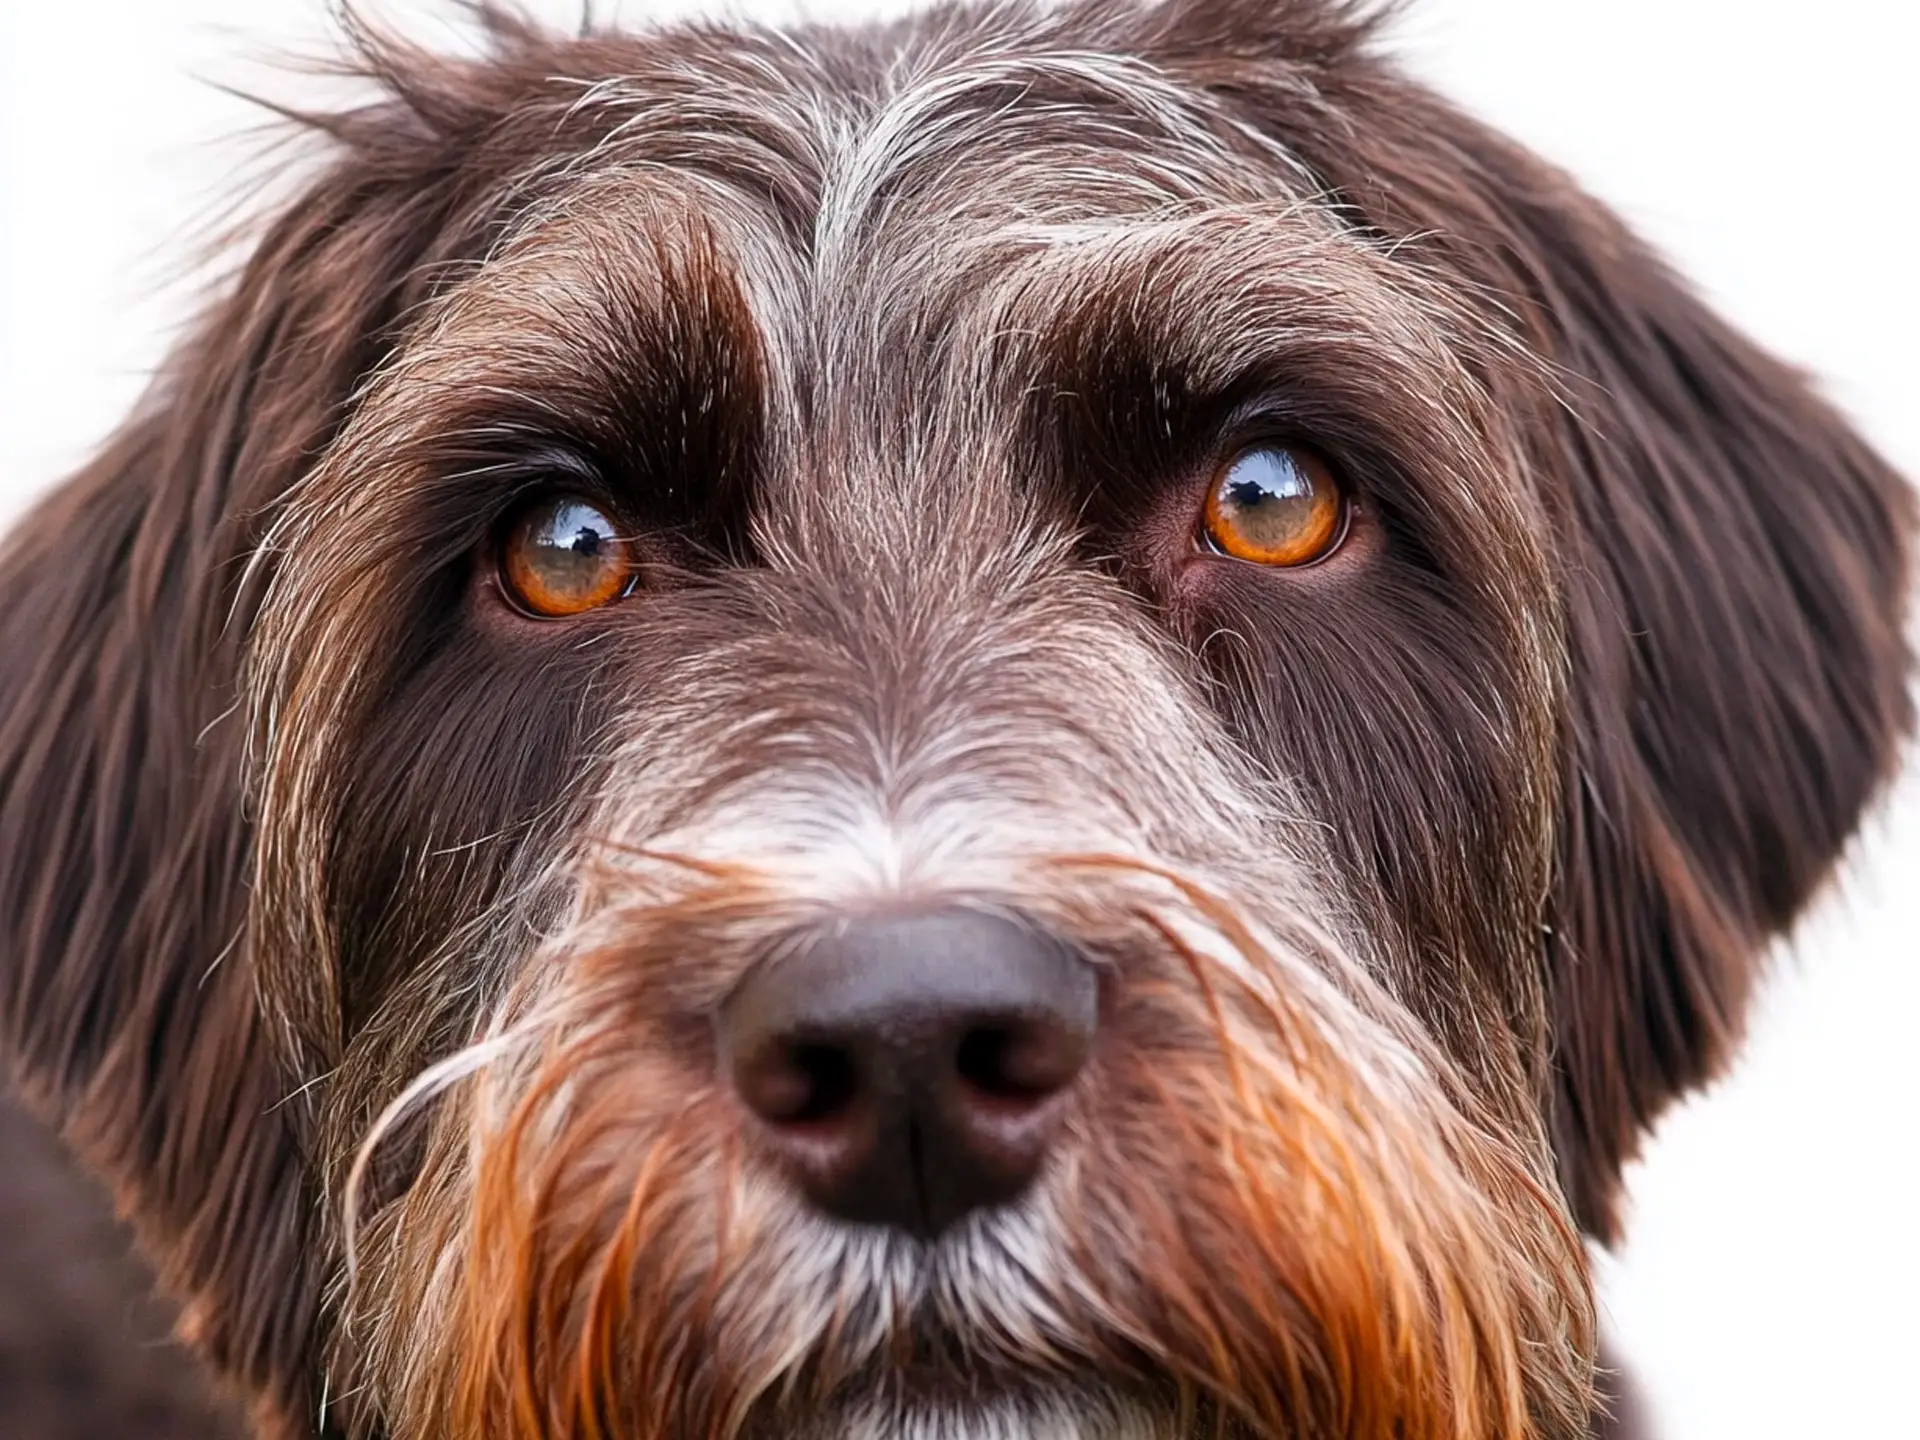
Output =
[
  {"x1": 955, "y1": 1017, "x2": 1089, "y2": 1103},
  {"x1": 734, "y1": 1039, "x2": 860, "y2": 1126},
  {"x1": 955, "y1": 1025, "x2": 1024, "y2": 1100},
  {"x1": 787, "y1": 1042, "x2": 858, "y2": 1122}
]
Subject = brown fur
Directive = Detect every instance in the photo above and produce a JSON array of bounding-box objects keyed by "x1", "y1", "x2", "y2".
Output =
[{"x1": 0, "y1": 3, "x2": 1910, "y2": 1438}]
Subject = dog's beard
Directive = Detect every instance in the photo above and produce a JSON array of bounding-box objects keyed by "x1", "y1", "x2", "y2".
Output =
[{"x1": 331, "y1": 849, "x2": 1595, "y2": 1440}]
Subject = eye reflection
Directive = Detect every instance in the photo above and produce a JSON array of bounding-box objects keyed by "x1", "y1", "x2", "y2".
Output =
[{"x1": 499, "y1": 496, "x2": 636, "y2": 617}]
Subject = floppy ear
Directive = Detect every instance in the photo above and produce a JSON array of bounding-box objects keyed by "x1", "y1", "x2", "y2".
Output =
[
  {"x1": 1188, "y1": 28, "x2": 1915, "y2": 1238},
  {"x1": 0, "y1": 37, "x2": 525, "y2": 1428}
]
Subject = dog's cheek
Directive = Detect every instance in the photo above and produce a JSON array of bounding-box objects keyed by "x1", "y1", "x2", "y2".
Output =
[
  {"x1": 1150, "y1": 549, "x2": 1554, "y2": 1042},
  {"x1": 320, "y1": 623, "x2": 631, "y2": 1029}
]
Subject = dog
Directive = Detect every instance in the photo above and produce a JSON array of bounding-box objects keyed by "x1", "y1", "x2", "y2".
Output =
[{"x1": 0, "y1": 1, "x2": 1911, "y2": 1437}]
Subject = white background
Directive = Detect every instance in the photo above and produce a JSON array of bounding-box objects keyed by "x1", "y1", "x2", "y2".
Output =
[{"x1": 2, "y1": 3, "x2": 1916, "y2": 1436}]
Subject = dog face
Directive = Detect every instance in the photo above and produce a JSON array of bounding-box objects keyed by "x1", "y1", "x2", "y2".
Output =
[{"x1": 0, "y1": 3, "x2": 1910, "y2": 1439}]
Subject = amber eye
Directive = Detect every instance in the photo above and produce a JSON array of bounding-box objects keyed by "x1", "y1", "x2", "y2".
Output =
[
  {"x1": 499, "y1": 496, "x2": 636, "y2": 617},
  {"x1": 1200, "y1": 444, "x2": 1346, "y2": 567}
]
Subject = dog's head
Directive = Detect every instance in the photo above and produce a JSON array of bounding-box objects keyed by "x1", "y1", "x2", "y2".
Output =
[{"x1": 1, "y1": 3, "x2": 1910, "y2": 1438}]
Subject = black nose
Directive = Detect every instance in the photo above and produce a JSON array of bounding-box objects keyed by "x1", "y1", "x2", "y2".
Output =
[{"x1": 720, "y1": 907, "x2": 1099, "y2": 1238}]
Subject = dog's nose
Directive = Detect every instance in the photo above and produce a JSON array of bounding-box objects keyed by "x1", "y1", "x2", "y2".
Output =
[{"x1": 720, "y1": 907, "x2": 1099, "y2": 1238}]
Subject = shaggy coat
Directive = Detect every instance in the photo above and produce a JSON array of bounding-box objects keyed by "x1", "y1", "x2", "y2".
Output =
[{"x1": 0, "y1": 2, "x2": 1910, "y2": 1438}]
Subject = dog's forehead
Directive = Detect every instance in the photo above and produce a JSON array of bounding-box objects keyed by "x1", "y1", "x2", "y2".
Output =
[
  {"x1": 430, "y1": 27, "x2": 1339, "y2": 430},
  {"x1": 545, "y1": 20, "x2": 1315, "y2": 231}
]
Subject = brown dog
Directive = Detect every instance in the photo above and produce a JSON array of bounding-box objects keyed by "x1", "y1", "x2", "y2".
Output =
[{"x1": 1, "y1": 3, "x2": 1911, "y2": 1438}]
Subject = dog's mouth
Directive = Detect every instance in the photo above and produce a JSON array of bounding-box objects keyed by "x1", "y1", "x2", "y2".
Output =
[
  {"x1": 736, "y1": 1365, "x2": 1188, "y2": 1440},
  {"x1": 773, "y1": 1302, "x2": 1132, "y2": 1399},
  {"x1": 718, "y1": 1221, "x2": 1175, "y2": 1433},
  {"x1": 712, "y1": 1237, "x2": 1230, "y2": 1440}
]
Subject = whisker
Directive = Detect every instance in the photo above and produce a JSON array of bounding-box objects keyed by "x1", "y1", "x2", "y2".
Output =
[{"x1": 344, "y1": 1029, "x2": 530, "y2": 1284}]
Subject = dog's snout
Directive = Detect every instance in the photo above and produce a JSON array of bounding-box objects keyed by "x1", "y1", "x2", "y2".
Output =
[{"x1": 720, "y1": 907, "x2": 1099, "y2": 1237}]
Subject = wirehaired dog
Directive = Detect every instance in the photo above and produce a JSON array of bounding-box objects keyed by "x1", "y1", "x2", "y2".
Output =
[{"x1": 0, "y1": 2, "x2": 1911, "y2": 1437}]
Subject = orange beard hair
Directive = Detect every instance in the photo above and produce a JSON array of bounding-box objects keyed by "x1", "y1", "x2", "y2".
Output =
[{"x1": 403, "y1": 887, "x2": 1595, "y2": 1440}]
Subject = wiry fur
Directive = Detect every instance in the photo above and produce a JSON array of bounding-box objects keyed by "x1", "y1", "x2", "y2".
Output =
[{"x1": 0, "y1": 3, "x2": 1910, "y2": 1439}]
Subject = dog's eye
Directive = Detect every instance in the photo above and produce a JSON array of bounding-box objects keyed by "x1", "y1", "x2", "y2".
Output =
[
  {"x1": 499, "y1": 496, "x2": 636, "y2": 617},
  {"x1": 1200, "y1": 444, "x2": 1346, "y2": 567}
]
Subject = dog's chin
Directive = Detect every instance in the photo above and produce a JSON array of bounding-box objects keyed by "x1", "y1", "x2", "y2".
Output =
[
  {"x1": 729, "y1": 1323, "x2": 1187, "y2": 1440},
  {"x1": 763, "y1": 1385, "x2": 1178, "y2": 1440}
]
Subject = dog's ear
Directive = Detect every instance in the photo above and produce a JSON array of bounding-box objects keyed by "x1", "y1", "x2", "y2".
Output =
[
  {"x1": 0, "y1": 33, "x2": 533, "y2": 1424},
  {"x1": 1185, "y1": 30, "x2": 1915, "y2": 1237}
]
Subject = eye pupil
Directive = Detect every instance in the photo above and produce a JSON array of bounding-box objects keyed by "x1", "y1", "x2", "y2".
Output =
[
  {"x1": 1201, "y1": 444, "x2": 1345, "y2": 567},
  {"x1": 500, "y1": 496, "x2": 635, "y2": 617}
]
